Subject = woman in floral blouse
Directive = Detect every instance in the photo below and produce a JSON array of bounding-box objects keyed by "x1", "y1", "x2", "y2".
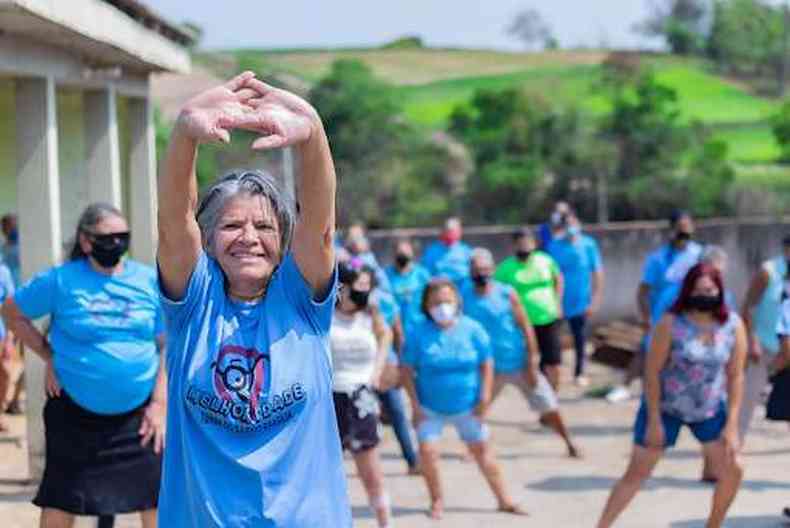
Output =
[{"x1": 597, "y1": 263, "x2": 747, "y2": 528}]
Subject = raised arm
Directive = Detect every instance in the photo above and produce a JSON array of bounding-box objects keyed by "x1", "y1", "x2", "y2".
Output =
[
  {"x1": 236, "y1": 78, "x2": 336, "y2": 294},
  {"x1": 158, "y1": 71, "x2": 262, "y2": 299}
]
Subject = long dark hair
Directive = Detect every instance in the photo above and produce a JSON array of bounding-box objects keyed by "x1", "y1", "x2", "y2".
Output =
[
  {"x1": 69, "y1": 203, "x2": 125, "y2": 261},
  {"x1": 670, "y1": 263, "x2": 729, "y2": 324}
]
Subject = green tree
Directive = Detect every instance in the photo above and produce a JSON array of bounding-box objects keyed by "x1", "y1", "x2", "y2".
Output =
[
  {"x1": 637, "y1": 0, "x2": 708, "y2": 55},
  {"x1": 308, "y1": 59, "x2": 412, "y2": 226}
]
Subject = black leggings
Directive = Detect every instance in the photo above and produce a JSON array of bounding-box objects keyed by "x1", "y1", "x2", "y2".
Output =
[{"x1": 566, "y1": 314, "x2": 588, "y2": 377}]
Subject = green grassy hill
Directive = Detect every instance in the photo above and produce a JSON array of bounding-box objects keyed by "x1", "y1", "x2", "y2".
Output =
[{"x1": 197, "y1": 47, "x2": 787, "y2": 176}]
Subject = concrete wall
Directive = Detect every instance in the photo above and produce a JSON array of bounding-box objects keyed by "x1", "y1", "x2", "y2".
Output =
[
  {"x1": 367, "y1": 218, "x2": 790, "y2": 322},
  {"x1": 0, "y1": 80, "x2": 17, "y2": 214}
]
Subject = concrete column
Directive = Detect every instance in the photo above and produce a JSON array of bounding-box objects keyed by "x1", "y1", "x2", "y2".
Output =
[
  {"x1": 15, "y1": 76, "x2": 62, "y2": 479},
  {"x1": 84, "y1": 87, "x2": 122, "y2": 209},
  {"x1": 127, "y1": 97, "x2": 157, "y2": 265}
]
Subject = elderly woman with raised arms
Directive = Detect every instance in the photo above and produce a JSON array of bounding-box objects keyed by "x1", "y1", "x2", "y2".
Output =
[{"x1": 156, "y1": 72, "x2": 351, "y2": 527}]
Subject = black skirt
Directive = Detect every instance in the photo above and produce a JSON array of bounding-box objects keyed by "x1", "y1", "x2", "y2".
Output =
[
  {"x1": 33, "y1": 392, "x2": 162, "y2": 515},
  {"x1": 767, "y1": 368, "x2": 790, "y2": 422}
]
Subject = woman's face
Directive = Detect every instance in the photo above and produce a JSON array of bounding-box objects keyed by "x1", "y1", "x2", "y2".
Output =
[
  {"x1": 426, "y1": 285, "x2": 459, "y2": 328},
  {"x1": 79, "y1": 214, "x2": 129, "y2": 265},
  {"x1": 212, "y1": 195, "x2": 281, "y2": 291},
  {"x1": 691, "y1": 275, "x2": 720, "y2": 298}
]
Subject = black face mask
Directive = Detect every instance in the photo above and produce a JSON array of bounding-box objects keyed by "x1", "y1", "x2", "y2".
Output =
[
  {"x1": 349, "y1": 289, "x2": 370, "y2": 309},
  {"x1": 89, "y1": 232, "x2": 130, "y2": 268},
  {"x1": 687, "y1": 294, "x2": 720, "y2": 313},
  {"x1": 472, "y1": 274, "x2": 492, "y2": 287},
  {"x1": 395, "y1": 254, "x2": 412, "y2": 269},
  {"x1": 516, "y1": 250, "x2": 532, "y2": 261},
  {"x1": 674, "y1": 231, "x2": 692, "y2": 245}
]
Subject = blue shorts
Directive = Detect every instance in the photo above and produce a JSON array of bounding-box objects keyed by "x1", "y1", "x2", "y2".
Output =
[
  {"x1": 633, "y1": 400, "x2": 727, "y2": 448},
  {"x1": 417, "y1": 407, "x2": 489, "y2": 444}
]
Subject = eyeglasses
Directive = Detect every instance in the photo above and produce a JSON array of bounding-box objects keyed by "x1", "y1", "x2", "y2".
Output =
[{"x1": 87, "y1": 232, "x2": 130, "y2": 245}]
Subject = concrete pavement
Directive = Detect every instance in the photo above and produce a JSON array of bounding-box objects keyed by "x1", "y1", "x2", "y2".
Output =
[{"x1": 1, "y1": 360, "x2": 789, "y2": 527}]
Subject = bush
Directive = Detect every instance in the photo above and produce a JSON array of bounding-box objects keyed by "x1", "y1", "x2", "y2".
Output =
[
  {"x1": 381, "y1": 36, "x2": 424, "y2": 50},
  {"x1": 772, "y1": 100, "x2": 790, "y2": 163}
]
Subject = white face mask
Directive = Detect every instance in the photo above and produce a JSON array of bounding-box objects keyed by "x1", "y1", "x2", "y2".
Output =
[{"x1": 429, "y1": 302, "x2": 457, "y2": 325}]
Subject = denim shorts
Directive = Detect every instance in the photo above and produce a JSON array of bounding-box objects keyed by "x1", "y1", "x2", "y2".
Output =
[
  {"x1": 417, "y1": 407, "x2": 489, "y2": 444},
  {"x1": 633, "y1": 399, "x2": 727, "y2": 448}
]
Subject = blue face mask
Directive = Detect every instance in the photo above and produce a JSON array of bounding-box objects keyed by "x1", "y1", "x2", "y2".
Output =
[{"x1": 568, "y1": 226, "x2": 581, "y2": 237}]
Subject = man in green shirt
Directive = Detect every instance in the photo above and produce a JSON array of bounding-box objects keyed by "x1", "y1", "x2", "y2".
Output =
[{"x1": 495, "y1": 228, "x2": 565, "y2": 390}]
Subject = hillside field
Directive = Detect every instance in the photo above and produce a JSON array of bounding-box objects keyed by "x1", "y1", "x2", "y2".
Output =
[{"x1": 196, "y1": 47, "x2": 790, "y2": 185}]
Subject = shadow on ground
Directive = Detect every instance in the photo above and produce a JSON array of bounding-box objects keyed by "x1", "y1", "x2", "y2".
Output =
[
  {"x1": 527, "y1": 475, "x2": 790, "y2": 493},
  {"x1": 352, "y1": 504, "x2": 494, "y2": 519},
  {"x1": 670, "y1": 515, "x2": 787, "y2": 527}
]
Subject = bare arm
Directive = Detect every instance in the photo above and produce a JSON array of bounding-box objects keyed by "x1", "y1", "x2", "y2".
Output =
[
  {"x1": 637, "y1": 283, "x2": 652, "y2": 330},
  {"x1": 150, "y1": 335, "x2": 168, "y2": 405},
  {"x1": 740, "y1": 269, "x2": 769, "y2": 335},
  {"x1": 400, "y1": 365, "x2": 421, "y2": 416},
  {"x1": 391, "y1": 315, "x2": 405, "y2": 357},
  {"x1": 725, "y1": 319, "x2": 747, "y2": 432},
  {"x1": 2, "y1": 298, "x2": 51, "y2": 362},
  {"x1": 370, "y1": 309, "x2": 392, "y2": 387},
  {"x1": 477, "y1": 359, "x2": 494, "y2": 414},
  {"x1": 589, "y1": 269, "x2": 605, "y2": 315},
  {"x1": 645, "y1": 315, "x2": 673, "y2": 422},
  {"x1": 158, "y1": 72, "x2": 261, "y2": 300},
  {"x1": 553, "y1": 269, "x2": 564, "y2": 317}
]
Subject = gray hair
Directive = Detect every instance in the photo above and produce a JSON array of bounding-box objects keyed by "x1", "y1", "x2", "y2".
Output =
[
  {"x1": 196, "y1": 170, "x2": 295, "y2": 258},
  {"x1": 69, "y1": 202, "x2": 125, "y2": 261},
  {"x1": 702, "y1": 245, "x2": 727, "y2": 266},
  {"x1": 471, "y1": 247, "x2": 494, "y2": 267}
]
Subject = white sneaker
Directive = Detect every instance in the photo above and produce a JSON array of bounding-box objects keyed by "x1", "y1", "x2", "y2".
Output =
[
  {"x1": 606, "y1": 385, "x2": 631, "y2": 403},
  {"x1": 574, "y1": 376, "x2": 590, "y2": 388}
]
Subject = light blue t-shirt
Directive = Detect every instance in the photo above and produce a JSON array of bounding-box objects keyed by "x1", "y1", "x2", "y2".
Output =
[
  {"x1": 461, "y1": 281, "x2": 526, "y2": 374},
  {"x1": 14, "y1": 258, "x2": 163, "y2": 414},
  {"x1": 642, "y1": 241, "x2": 703, "y2": 324},
  {"x1": 753, "y1": 257, "x2": 787, "y2": 355},
  {"x1": 421, "y1": 240, "x2": 473, "y2": 286},
  {"x1": 0, "y1": 263, "x2": 14, "y2": 339},
  {"x1": 547, "y1": 234, "x2": 603, "y2": 318},
  {"x1": 158, "y1": 252, "x2": 351, "y2": 528},
  {"x1": 385, "y1": 264, "x2": 431, "y2": 332},
  {"x1": 402, "y1": 315, "x2": 492, "y2": 415}
]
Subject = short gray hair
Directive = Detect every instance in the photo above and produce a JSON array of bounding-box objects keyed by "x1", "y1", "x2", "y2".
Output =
[
  {"x1": 196, "y1": 170, "x2": 295, "y2": 257},
  {"x1": 702, "y1": 245, "x2": 727, "y2": 266},
  {"x1": 471, "y1": 247, "x2": 494, "y2": 267}
]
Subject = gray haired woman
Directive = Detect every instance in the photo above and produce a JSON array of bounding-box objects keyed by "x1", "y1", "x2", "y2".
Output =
[
  {"x1": 3, "y1": 203, "x2": 166, "y2": 528},
  {"x1": 156, "y1": 72, "x2": 352, "y2": 526}
]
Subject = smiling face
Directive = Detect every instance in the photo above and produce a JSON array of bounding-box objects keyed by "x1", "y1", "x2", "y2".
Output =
[{"x1": 212, "y1": 194, "x2": 282, "y2": 297}]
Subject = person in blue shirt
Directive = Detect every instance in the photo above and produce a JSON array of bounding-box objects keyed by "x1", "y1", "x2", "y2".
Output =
[
  {"x1": 547, "y1": 214, "x2": 604, "y2": 387},
  {"x1": 1, "y1": 214, "x2": 20, "y2": 286},
  {"x1": 0, "y1": 260, "x2": 15, "y2": 432},
  {"x1": 156, "y1": 72, "x2": 351, "y2": 527},
  {"x1": 344, "y1": 222, "x2": 391, "y2": 292},
  {"x1": 462, "y1": 248, "x2": 581, "y2": 458},
  {"x1": 538, "y1": 201, "x2": 571, "y2": 249},
  {"x1": 3, "y1": 203, "x2": 166, "y2": 528},
  {"x1": 607, "y1": 210, "x2": 703, "y2": 405},
  {"x1": 385, "y1": 238, "x2": 432, "y2": 334},
  {"x1": 401, "y1": 277, "x2": 526, "y2": 520},
  {"x1": 420, "y1": 217, "x2": 473, "y2": 286}
]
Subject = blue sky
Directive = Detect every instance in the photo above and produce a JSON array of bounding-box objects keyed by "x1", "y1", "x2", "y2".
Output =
[{"x1": 148, "y1": 0, "x2": 665, "y2": 51}]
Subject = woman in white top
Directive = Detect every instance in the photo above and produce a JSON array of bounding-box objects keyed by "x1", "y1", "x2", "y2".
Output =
[{"x1": 331, "y1": 261, "x2": 392, "y2": 527}]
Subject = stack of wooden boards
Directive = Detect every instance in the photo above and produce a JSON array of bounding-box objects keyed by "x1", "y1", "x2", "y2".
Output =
[{"x1": 591, "y1": 320, "x2": 645, "y2": 369}]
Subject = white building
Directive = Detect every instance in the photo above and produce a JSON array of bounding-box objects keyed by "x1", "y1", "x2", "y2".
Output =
[{"x1": 0, "y1": 0, "x2": 192, "y2": 476}]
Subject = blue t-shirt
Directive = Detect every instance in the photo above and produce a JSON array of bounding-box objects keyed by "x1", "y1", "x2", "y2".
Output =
[
  {"x1": 420, "y1": 240, "x2": 473, "y2": 286},
  {"x1": 0, "y1": 263, "x2": 14, "y2": 339},
  {"x1": 461, "y1": 281, "x2": 526, "y2": 374},
  {"x1": 2, "y1": 242, "x2": 20, "y2": 286},
  {"x1": 642, "y1": 241, "x2": 703, "y2": 324},
  {"x1": 547, "y1": 234, "x2": 603, "y2": 318},
  {"x1": 14, "y1": 258, "x2": 163, "y2": 414},
  {"x1": 385, "y1": 264, "x2": 431, "y2": 332},
  {"x1": 158, "y1": 252, "x2": 351, "y2": 528},
  {"x1": 402, "y1": 316, "x2": 492, "y2": 415}
]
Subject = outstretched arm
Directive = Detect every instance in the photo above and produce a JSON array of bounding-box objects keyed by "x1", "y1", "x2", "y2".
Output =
[{"x1": 158, "y1": 72, "x2": 261, "y2": 300}]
